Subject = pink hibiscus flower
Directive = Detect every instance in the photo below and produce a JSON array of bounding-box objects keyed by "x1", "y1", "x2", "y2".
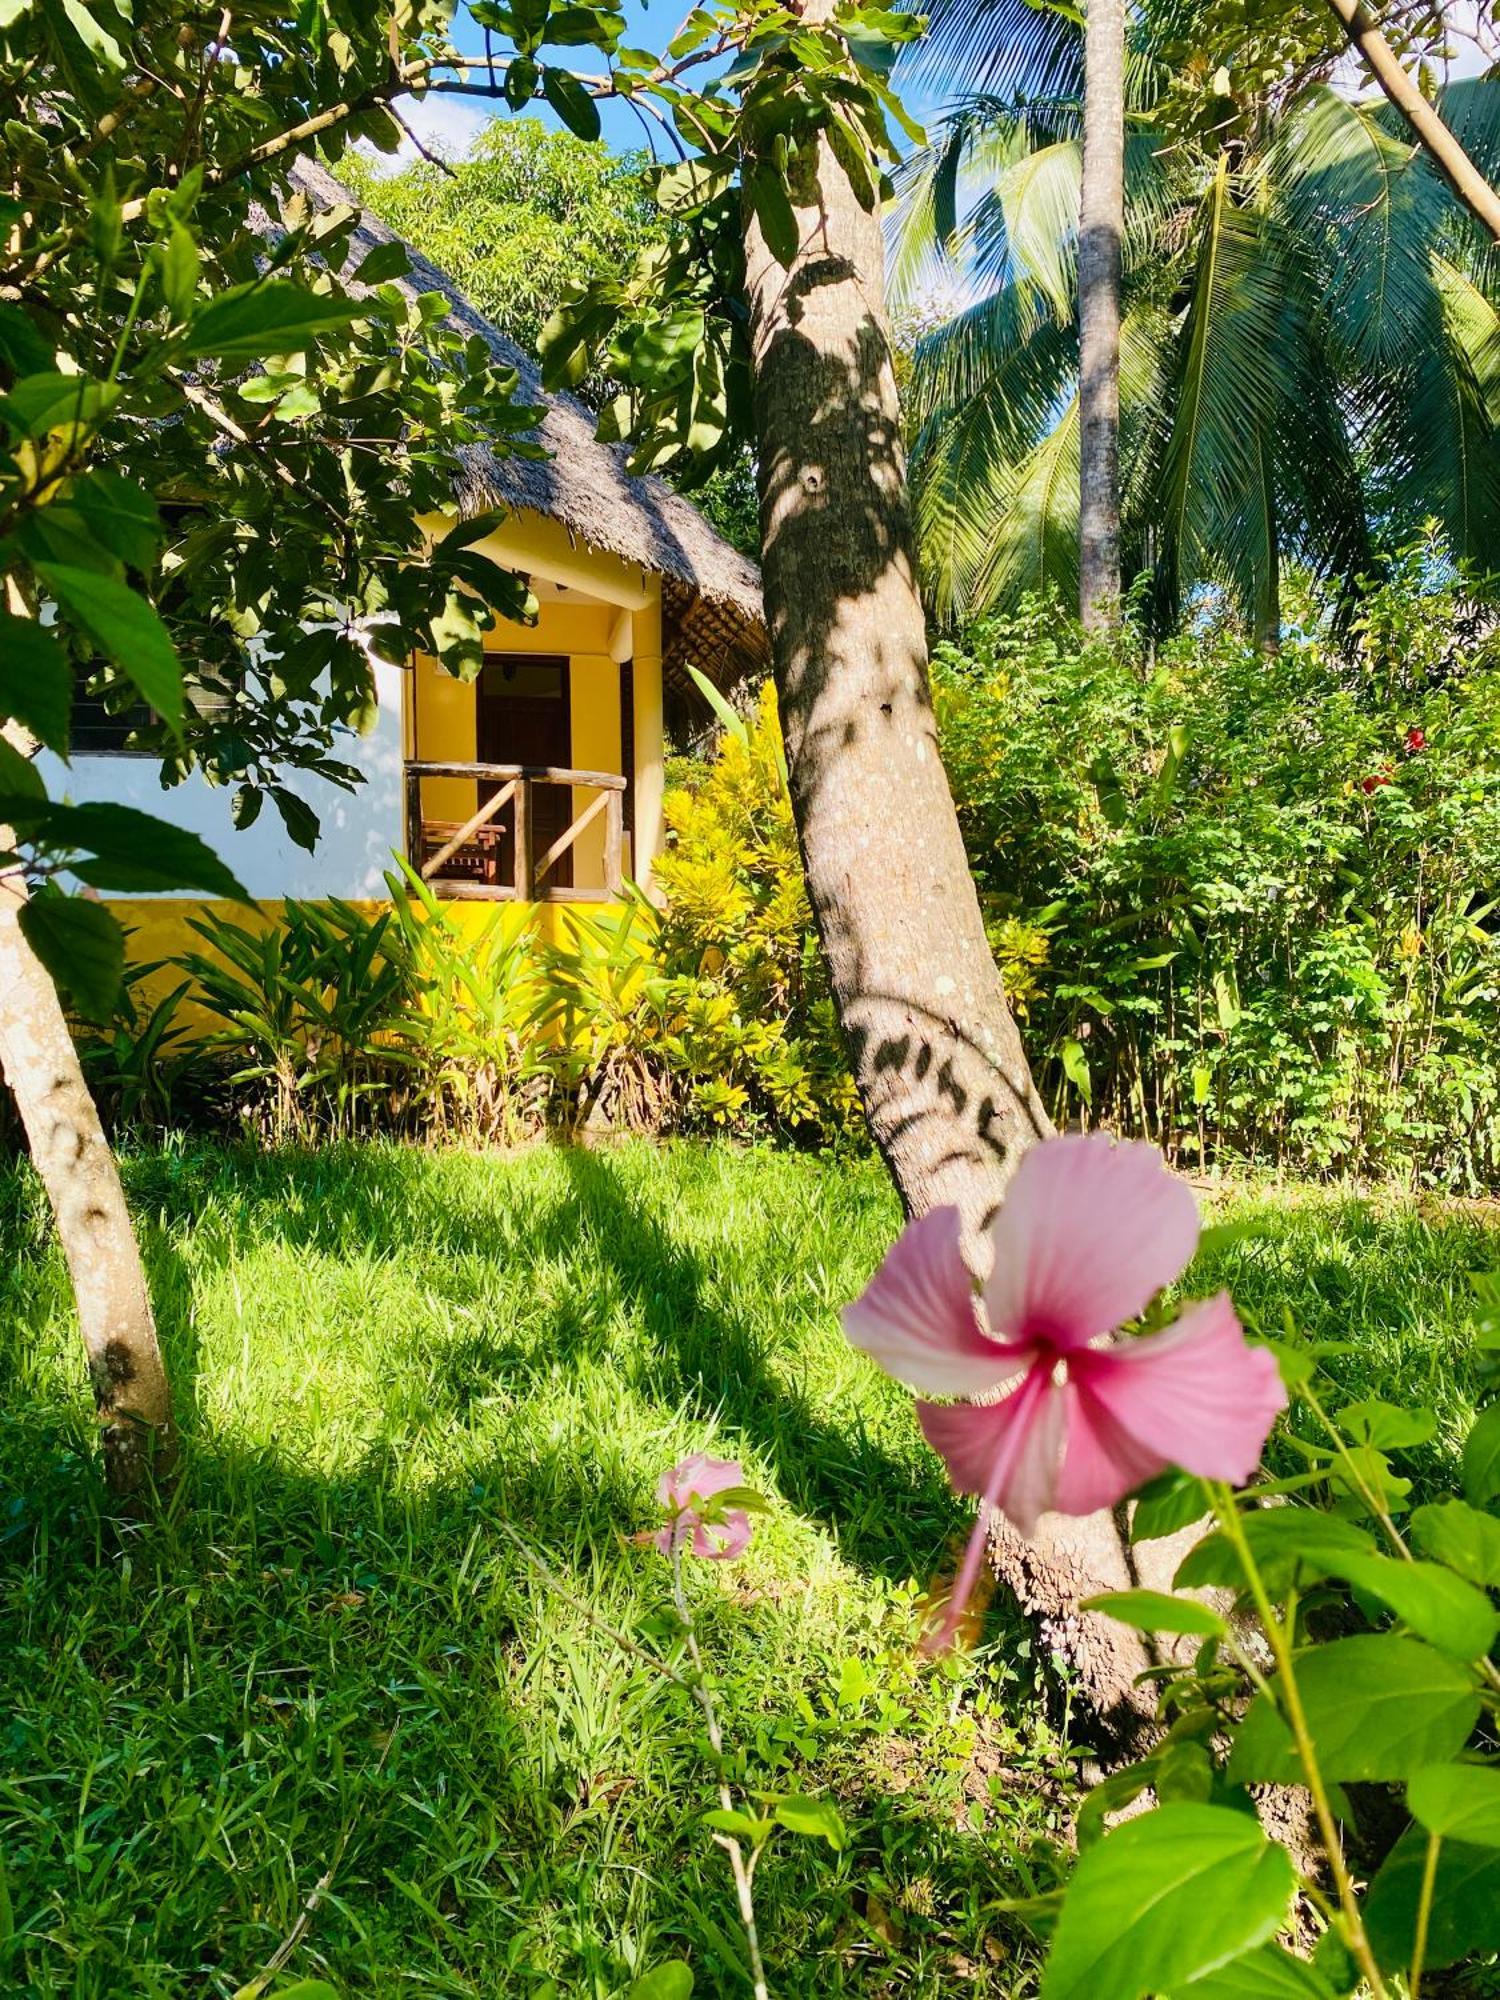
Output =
[
  {"x1": 843, "y1": 1134, "x2": 1285, "y2": 1645},
  {"x1": 655, "y1": 1452, "x2": 754, "y2": 1561}
]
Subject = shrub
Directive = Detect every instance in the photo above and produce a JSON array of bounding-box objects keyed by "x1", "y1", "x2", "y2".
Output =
[{"x1": 932, "y1": 538, "x2": 1500, "y2": 1188}]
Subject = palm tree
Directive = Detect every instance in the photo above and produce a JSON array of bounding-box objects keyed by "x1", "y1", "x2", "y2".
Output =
[
  {"x1": 892, "y1": 27, "x2": 1500, "y2": 637},
  {"x1": 1079, "y1": 0, "x2": 1126, "y2": 629}
]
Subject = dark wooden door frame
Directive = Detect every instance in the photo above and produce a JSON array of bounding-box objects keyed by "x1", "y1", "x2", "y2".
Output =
[{"x1": 477, "y1": 653, "x2": 572, "y2": 889}]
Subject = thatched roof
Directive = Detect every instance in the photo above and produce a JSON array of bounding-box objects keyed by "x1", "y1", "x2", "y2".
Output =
[{"x1": 288, "y1": 159, "x2": 766, "y2": 699}]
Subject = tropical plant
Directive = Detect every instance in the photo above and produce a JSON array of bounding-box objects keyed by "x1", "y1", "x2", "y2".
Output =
[
  {"x1": 932, "y1": 543, "x2": 1500, "y2": 1187},
  {"x1": 892, "y1": 6, "x2": 1500, "y2": 634}
]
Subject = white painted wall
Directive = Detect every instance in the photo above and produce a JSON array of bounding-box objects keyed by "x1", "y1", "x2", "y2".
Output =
[{"x1": 36, "y1": 657, "x2": 408, "y2": 901}]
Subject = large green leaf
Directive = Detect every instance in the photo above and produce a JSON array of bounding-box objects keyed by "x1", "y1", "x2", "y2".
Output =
[
  {"x1": 1365, "y1": 1824, "x2": 1500, "y2": 1973},
  {"x1": 0, "y1": 615, "x2": 72, "y2": 752},
  {"x1": 1167, "y1": 1942, "x2": 1335, "y2": 1997},
  {"x1": 181, "y1": 281, "x2": 361, "y2": 362},
  {"x1": 33, "y1": 563, "x2": 183, "y2": 729},
  {"x1": 1463, "y1": 1405, "x2": 1500, "y2": 1506},
  {"x1": 1175, "y1": 1508, "x2": 1376, "y2": 1593},
  {"x1": 1323, "y1": 1551, "x2": 1498, "y2": 1660},
  {"x1": 17, "y1": 892, "x2": 124, "y2": 1022},
  {"x1": 40, "y1": 802, "x2": 248, "y2": 899},
  {"x1": 1408, "y1": 1764, "x2": 1500, "y2": 1848},
  {"x1": 1039, "y1": 1805, "x2": 1295, "y2": 2000},
  {"x1": 1227, "y1": 1636, "x2": 1481, "y2": 1786},
  {"x1": 1410, "y1": 1500, "x2": 1500, "y2": 1589}
]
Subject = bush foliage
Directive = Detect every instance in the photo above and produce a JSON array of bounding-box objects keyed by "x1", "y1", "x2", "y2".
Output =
[
  {"x1": 83, "y1": 695, "x2": 860, "y2": 1149},
  {"x1": 933, "y1": 544, "x2": 1500, "y2": 1187}
]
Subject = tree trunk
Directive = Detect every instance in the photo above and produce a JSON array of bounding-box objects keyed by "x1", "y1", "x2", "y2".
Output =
[
  {"x1": 1078, "y1": 0, "x2": 1125, "y2": 631},
  {"x1": 0, "y1": 866, "x2": 176, "y2": 1496},
  {"x1": 742, "y1": 64, "x2": 1171, "y2": 1732},
  {"x1": 1324, "y1": 0, "x2": 1500, "y2": 243}
]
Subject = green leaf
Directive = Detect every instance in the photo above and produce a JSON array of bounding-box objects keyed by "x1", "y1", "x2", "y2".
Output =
[
  {"x1": 43, "y1": 803, "x2": 248, "y2": 899},
  {"x1": 1175, "y1": 1509, "x2": 1376, "y2": 1593},
  {"x1": 1167, "y1": 1942, "x2": 1336, "y2": 1996},
  {"x1": 686, "y1": 664, "x2": 748, "y2": 746},
  {"x1": 749, "y1": 161, "x2": 800, "y2": 268},
  {"x1": 541, "y1": 68, "x2": 601, "y2": 142},
  {"x1": 270, "y1": 787, "x2": 320, "y2": 854},
  {"x1": 34, "y1": 564, "x2": 182, "y2": 729},
  {"x1": 1365, "y1": 1824, "x2": 1500, "y2": 1973},
  {"x1": 1408, "y1": 1763, "x2": 1500, "y2": 1847},
  {"x1": 0, "y1": 371, "x2": 118, "y2": 438},
  {"x1": 1324, "y1": 1551, "x2": 1498, "y2": 1660},
  {"x1": 702, "y1": 1806, "x2": 774, "y2": 1843},
  {"x1": 181, "y1": 281, "x2": 360, "y2": 362},
  {"x1": 1039, "y1": 1805, "x2": 1295, "y2": 2000},
  {"x1": 17, "y1": 893, "x2": 124, "y2": 1022},
  {"x1": 1410, "y1": 1500, "x2": 1500, "y2": 1588},
  {"x1": 1462, "y1": 1405, "x2": 1500, "y2": 1506},
  {"x1": 1060, "y1": 1036, "x2": 1091, "y2": 1104},
  {"x1": 1082, "y1": 1590, "x2": 1226, "y2": 1638},
  {"x1": 1227, "y1": 1636, "x2": 1481, "y2": 1785},
  {"x1": 626, "y1": 1966, "x2": 693, "y2": 2000},
  {"x1": 1337, "y1": 1399, "x2": 1437, "y2": 1449},
  {"x1": 1132, "y1": 1472, "x2": 1210, "y2": 1544},
  {"x1": 354, "y1": 241, "x2": 410, "y2": 285},
  {"x1": 770, "y1": 1794, "x2": 847, "y2": 1849},
  {"x1": 0, "y1": 616, "x2": 72, "y2": 752},
  {"x1": 69, "y1": 470, "x2": 162, "y2": 573}
]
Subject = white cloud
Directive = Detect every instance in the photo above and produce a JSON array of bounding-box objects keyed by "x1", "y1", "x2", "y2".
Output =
[{"x1": 356, "y1": 92, "x2": 495, "y2": 175}]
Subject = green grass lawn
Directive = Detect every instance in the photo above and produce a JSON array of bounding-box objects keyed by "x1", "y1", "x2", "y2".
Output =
[{"x1": 0, "y1": 1140, "x2": 1493, "y2": 1999}]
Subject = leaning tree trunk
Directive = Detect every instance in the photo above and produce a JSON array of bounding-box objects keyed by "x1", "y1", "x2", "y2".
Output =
[
  {"x1": 1078, "y1": 0, "x2": 1125, "y2": 631},
  {"x1": 742, "y1": 47, "x2": 1188, "y2": 1734},
  {"x1": 0, "y1": 860, "x2": 176, "y2": 1497},
  {"x1": 1323, "y1": 0, "x2": 1500, "y2": 243}
]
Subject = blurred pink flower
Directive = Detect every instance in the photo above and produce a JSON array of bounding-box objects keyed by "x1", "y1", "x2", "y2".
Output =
[
  {"x1": 843, "y1": 1135, "x2": 1285, "y2": 1646},
  {"x1": 655, "y1": 1452, "x2": 753, "y2": 1561}
]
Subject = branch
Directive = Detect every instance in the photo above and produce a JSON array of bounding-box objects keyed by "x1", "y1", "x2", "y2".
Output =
[{"x1": 1324, "y1": 0, "x2": 1500, "y2": 242}]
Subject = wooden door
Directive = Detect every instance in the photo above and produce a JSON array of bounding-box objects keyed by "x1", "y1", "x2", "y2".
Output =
[{"x1": 477, "y1": 654, "x2": 571, "y2": 890}]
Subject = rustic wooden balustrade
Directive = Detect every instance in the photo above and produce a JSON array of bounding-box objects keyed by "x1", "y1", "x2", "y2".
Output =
[{"x1": 405, "y1": 759, "x2": 626, "y2": 902}]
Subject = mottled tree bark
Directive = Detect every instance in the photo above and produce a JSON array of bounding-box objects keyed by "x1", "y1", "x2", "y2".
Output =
[
  {"x1": 0, "y1": 798, "x2": 175, "y2": 1495},
  {"x1": 1078, "y1": 0, "x2": 1125, "y2": 630},
  {"x1": 741, "y1": 31, "x2": 1173, "y2": 1729}
]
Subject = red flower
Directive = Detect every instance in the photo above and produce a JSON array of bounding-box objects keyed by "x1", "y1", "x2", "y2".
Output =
[
  {"x1": 1361, "y1": 772, "x2": 1391, "y2": 794},
  {"x1": 1406, "y1": 727, "x2": 1426, "y2": 753}
]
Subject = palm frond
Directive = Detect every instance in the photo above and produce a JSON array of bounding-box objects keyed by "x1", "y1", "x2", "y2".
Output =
[{"x1": 1154, "y1": 161, "x2": 1301, "y2": 624}]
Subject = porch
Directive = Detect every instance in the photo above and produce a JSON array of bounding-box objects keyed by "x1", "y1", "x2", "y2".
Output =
[{"x1": 405, "y1": 759, "x2": 626, "y2": 902}]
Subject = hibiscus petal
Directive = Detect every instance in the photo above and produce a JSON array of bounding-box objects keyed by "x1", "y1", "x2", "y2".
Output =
[
  {"x1": 917, "y1": 1367, "x2": 1064, "y2": 1649},
  {"x1": 917, "y1": 1364, "x2": 1065, "y2": 1537},
  {"x1": 693, "y1": 1510, "x2": 752, "y2": 1561},
  {"x1": 1052, "y1": 1380, "x2": 1172, "y2": 1517},
  {"x1": 843, "y1": 1204, "x2": 1028, "y2": 1395},
  {"x1": 1068, "y1": 1292, "x2": 1287, "y2": 1488},
  {"x1": 984, "y1": 1134, "x2": 1201, "y2": 1347}
]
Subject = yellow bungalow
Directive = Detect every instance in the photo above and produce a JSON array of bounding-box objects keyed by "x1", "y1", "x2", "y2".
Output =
[{"x1": 43, "y1": 163, "x2": 765, "y2": 951}]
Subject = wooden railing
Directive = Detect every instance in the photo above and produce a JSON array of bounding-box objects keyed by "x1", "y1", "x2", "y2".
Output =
[{"x1": 405, "y1": 759, "x2": 626, "y2": 902}]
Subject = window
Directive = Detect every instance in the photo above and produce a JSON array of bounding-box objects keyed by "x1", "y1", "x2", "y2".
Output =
[{"x1": 70, "y1": 688, "x2": 154, "y2": 756}]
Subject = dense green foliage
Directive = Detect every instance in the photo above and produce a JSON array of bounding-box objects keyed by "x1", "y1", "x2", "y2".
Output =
[
  {"x1": 0, "y1": 1141, "x2": 1490, "y2": 1995},
  {"x1": 88, "y1": 725, "x2": 861, "y2": 1145},
  {"x1": 933, "y1": 548, "x2": 1500, "y2": 1186}
]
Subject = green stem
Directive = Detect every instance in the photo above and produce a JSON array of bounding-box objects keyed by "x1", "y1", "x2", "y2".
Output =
[
  {"x1": 670, "y1": 1537, "x2": 771, "y2": 2000},
  {"x1": 1210, "y1": 1485, "x2": 1388, "y2": 2000},
  {"x1": 1410, "y1": 1830, "x2": 1441, "y2": 2000}
]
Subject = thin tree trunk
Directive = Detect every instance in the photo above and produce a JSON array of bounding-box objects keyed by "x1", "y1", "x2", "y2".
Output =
[
  {"x1": 742, "y1": 56, "x2": 1176, "y2": 1732},
  {"x1": 0, "y1": 778, "x2": 175, "y2": 1496},
  {"x1": 1078, "y1": 0, "x2": 1125, "y2": 630},
  {"x1": 1324, "y1": 0, "x2": 1500, "y2": 242}
]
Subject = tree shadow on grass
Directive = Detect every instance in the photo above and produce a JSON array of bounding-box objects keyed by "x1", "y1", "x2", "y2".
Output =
[{"x1": 119, "y1": 1140, "x2": 975, "y2": 1600}]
